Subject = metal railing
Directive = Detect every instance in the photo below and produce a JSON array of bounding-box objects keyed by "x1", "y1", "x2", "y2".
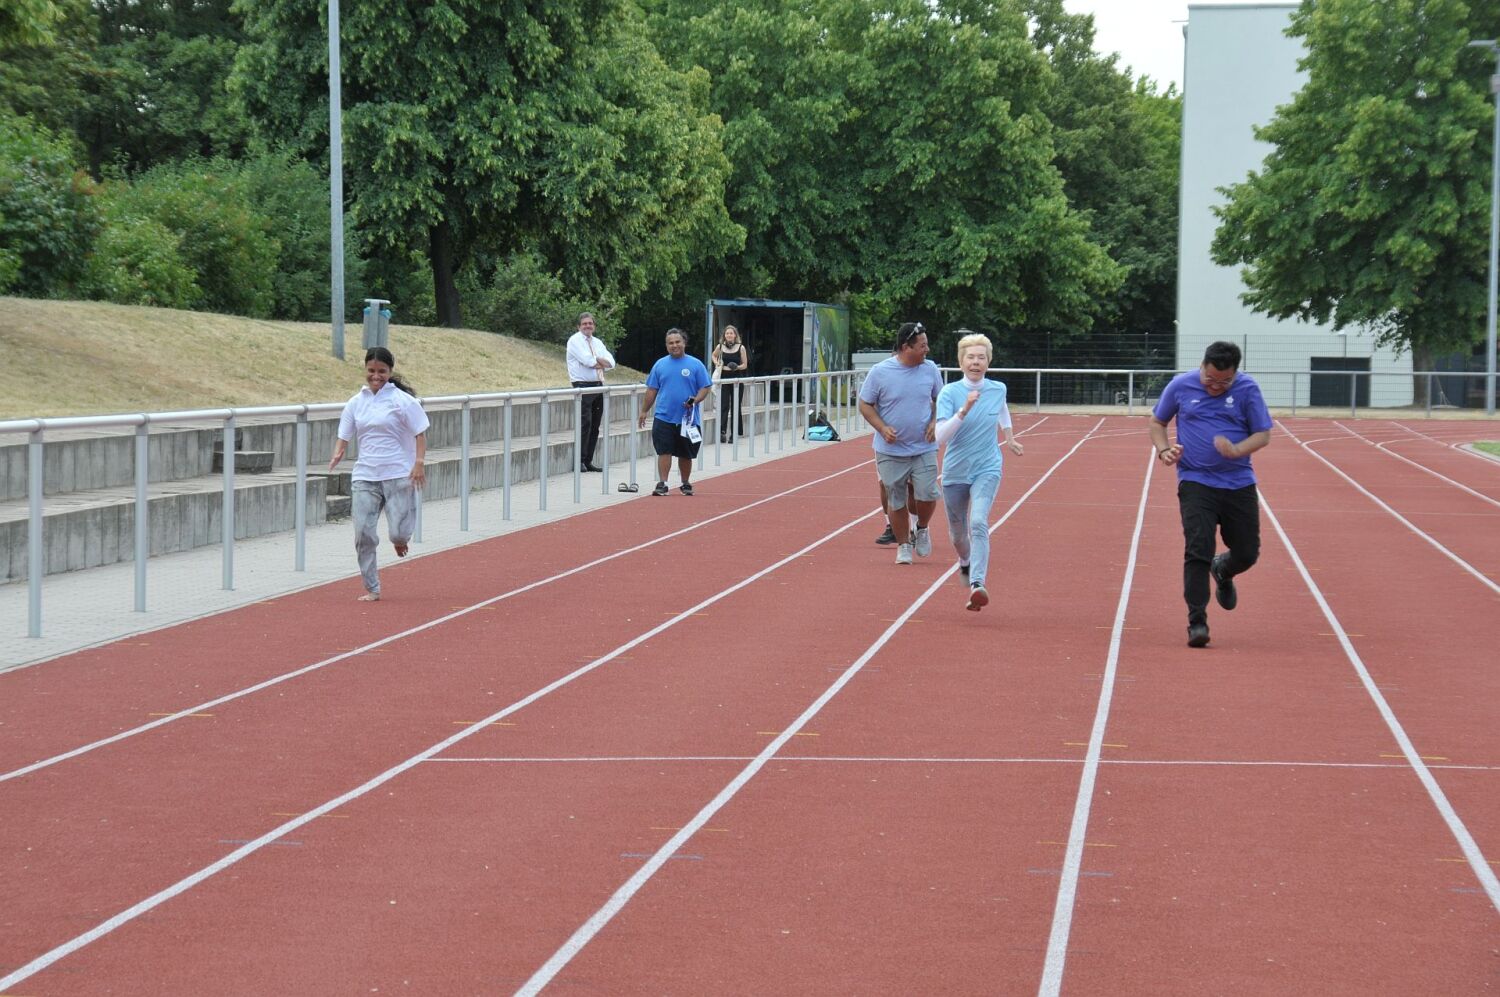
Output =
[{"x1": 0, "y1": 371, "x2": 867, "y2": 639}]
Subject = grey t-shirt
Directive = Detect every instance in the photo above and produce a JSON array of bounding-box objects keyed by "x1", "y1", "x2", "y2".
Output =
[{"x1": 858, "y1": 356, "x2": 943, "y2": 456}]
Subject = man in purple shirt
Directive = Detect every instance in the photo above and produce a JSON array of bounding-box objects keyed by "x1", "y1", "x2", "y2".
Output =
[{"x1": 1150, "y1": 341, "x2": 1273, "y2": 648}]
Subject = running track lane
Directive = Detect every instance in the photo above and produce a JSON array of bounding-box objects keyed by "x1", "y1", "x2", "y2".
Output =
[
  {"x1": 0, "y1": 439, "x2": 904, "y2": 985},
  {"x1": 0, "y1": 416, "x2": 1098, "y2": 989},
  {"x1": 1058, "y1": 421, "x2": 1500, "y2": 994}
]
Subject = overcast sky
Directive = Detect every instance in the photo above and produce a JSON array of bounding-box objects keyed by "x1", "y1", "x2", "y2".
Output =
[{"x1": 1061, "y1": 0, "x2": 1253, "y2": 91}]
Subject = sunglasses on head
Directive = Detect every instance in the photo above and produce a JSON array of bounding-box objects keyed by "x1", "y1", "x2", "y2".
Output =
[{"x1": 898, "y1": 322, "x2": 925, "y2": 347}]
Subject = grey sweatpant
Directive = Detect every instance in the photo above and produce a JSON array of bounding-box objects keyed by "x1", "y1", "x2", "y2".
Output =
[{"x1": 351, "y1": 477, "x2": 416, "y2": 595}]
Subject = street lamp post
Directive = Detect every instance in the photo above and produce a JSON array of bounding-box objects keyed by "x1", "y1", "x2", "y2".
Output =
[
  {"x1": 329, "y1": 0, "x2": 345, "y2": 360},
  {"x1": 1466, "y1": 39, "x2": 1499, "y2": 414}
]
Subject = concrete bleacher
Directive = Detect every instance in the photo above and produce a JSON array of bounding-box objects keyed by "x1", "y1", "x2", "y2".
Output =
[{"x1": 0, "y1": 392, "x2": 695, "y2": 583}]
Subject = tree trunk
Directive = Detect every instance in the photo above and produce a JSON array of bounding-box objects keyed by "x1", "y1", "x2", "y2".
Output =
[{"x1": 429, "y1": 219, "x2": 462, "y2": 328}]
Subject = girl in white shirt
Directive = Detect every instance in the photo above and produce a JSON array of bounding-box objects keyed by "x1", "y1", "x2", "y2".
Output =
[{"x1": 329, "y1": 347, "x2": 430, "y2": 601}]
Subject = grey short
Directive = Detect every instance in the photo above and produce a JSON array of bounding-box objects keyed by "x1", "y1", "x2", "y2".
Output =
[{"x1": 875, "y1": 451, "x2": 939, "y2": 506}]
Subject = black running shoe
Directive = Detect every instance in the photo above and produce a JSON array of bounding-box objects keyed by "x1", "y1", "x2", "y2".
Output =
[
  {"x1": 679, "y1": 482, "x2": 694, "y2": 496},
  {"x1": 1187, "y1": 622, "x2": 1210, "y2": 648},
  {"x1": 875, "y1": 524, "x2": 896, "y2": 545},
  {"x1": 1211, "y1": 553, "x2": 1237, "y2": 611},
  {"x1": 652, "y1": 481, "x2": 669, "y2": 497}
]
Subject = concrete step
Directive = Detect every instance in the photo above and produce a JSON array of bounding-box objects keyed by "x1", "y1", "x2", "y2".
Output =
[
  {"x1": 211, "y1": 449, "x2": 276, "y2": 474},
  {"x1": 0, "y1": 472, "x2": 328, "y2": 582},
  {"x1": 0, "y1": 421, "x2": 655, "y2": 582}
]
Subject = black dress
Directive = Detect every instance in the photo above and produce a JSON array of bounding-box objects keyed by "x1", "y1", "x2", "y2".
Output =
[{"x1": 717, "y1": 344, "x2": 749, "y2": 440}]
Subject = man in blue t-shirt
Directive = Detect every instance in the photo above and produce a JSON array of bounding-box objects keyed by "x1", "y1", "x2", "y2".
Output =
[
  {"x1": 637, "y1": 328, "x2": 713, "y2": 496},
  {"x1": 1150, "y1": 340, "x2": 1273, "y2": 648},
  {"x1": 857, "y1": 321, "x2": 944, "y2": 565}
]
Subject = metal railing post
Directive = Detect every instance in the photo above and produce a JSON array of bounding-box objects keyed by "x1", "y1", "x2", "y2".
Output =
[
  {"x1": 28, "y1": 430, "x2": 43, "y2": 637},
  {"x1": 1035, "y1": 370, "x2": 1042, "y2": 414},
  {"x1": 1127, "y1": 372, "x2": 1135, "y2": 416},
  {"x1": 572, "y1": 390, "x2": 582, "y2": 504},
  {"x1": 221, "y1": 416, "x2": 234, "y2": 590},
  {"x1": 502, "y1": 398, "x2": 513, "y2": 521},
  {"x1": 629, "y1": 387, "x2": 640, "y2": 486},
  {"x1": 1426, "y1": 373, "x2": 1433, "y2": 417},
  {"x1": 747, "y1": 380, "x2": 756, "y2": 458},
  {"x1": 539, "y1": 392, "x2": 549, "y2": 512},
  {"x1": 294, "y1": 413, "x2": 307, "y2": 571},
  {"x1": 134, "y1": 423, "x2": 149, "y2": 611},
  {"x1": 460, "y1": 401, "x2": 471, "y2": 531},
  {"x1": 1350, "y1": 372, "x2": 1358, "y2": 418},
  {"x1": 601, "y1": 389, "x2": 612, "y2": 493}
]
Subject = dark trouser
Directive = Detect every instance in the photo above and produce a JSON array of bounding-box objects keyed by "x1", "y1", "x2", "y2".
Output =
[
  {"x1": 573, "y1": 381, "x2": 603, "y2": 465},
  {"x1": 1178, "y1": 480, "x2": 1260, "y2": 624},
  {"x1": 719, "y1": 379, "x2": 744, "y2": 440}
]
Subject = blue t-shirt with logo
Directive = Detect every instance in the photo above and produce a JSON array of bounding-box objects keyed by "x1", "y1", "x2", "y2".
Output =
[
  {"x1": 936, "y1": 378, "x2": 1008, "y2": 483},
  {"x1": 1153, "y1": 370, "x2": 1273, "y2": 489},
  {"x1": 647, "y1": 354, "x2": 712, "y2": 426}
]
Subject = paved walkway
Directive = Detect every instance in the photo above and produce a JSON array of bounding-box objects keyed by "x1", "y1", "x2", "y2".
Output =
[{"x1": 1, "y1": 429, "x2": 851, "y2": 672}]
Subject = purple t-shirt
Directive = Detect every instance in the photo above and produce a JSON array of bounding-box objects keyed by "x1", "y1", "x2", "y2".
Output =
[{"x1": 1152, "y1": 370, "x2": 1273, "y2": 489}]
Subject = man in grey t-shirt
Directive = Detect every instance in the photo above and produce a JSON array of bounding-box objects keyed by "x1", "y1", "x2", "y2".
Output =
[{"x1": 857, "y1": 322, "x2": 943, "y2": 565}]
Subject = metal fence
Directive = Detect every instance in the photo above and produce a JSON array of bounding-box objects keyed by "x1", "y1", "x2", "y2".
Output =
[{"x1": 0, "y1": 372, "x2": 865, "y2": 639}]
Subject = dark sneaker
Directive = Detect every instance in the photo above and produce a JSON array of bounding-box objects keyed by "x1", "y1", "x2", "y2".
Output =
[
  {"x1": 1211, "y1": 553, "x2": 1237, "y2": 611},
  {"x1": 966, "y1": 584, "x2": 989, "y2": 612},
  {"x1": 959, "y1": 564, "x2": 970, "y2": 582},
  {"x1": 875, "y1": 524, "x2": 897, "y2": 545},
  {"x1": 679, "y1": 482, "x2": 694, "y2": 496},
  {"x1": 1187, "y1": 622, "x2": 1210, "y2": 648},
  {"x1": 652, "y1": 481, "x2": 669, "y2": 497}
]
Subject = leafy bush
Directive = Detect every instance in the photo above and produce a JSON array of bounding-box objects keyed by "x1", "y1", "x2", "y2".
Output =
[
  {"x1": 79, "y1": 187, "x2": 197, "y2": 307},
  {"x1": 0, "y1": 111, "x2": 98, "y2": 296},
  {"x1": 105, "y1": 160, "x2": 276, "y2": 316},
  {"x1": 462, "y1": 252, "x2": 605, "y2": 345}
]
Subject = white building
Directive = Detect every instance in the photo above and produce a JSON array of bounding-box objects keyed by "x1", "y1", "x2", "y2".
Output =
[{"x1": 1178, "y1": 3, "x2": 1412, "y2": 407}]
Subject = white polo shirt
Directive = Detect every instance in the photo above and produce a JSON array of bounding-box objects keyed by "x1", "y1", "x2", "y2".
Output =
[{"x1": 337, "y1": 383, "x2": 431, "y2": 482}]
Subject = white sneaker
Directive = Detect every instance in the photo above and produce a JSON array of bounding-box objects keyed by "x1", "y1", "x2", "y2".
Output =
[
  {"x1": 895, "y1": 543, "x2": 914, "y2": 565},
  {"x1": 966, "y1": 584, "x2": 989, "y2": 612},
  {"x1": 913, "y1": 526, "x2": 932, "y2": 557}
]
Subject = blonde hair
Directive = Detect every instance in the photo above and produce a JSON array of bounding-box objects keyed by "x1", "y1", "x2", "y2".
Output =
[{"x1": 955, "y1": 331, "x2": 992, "y2": 363}]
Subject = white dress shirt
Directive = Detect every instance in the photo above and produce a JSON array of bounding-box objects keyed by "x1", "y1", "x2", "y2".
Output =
[
  {"x1": 337, "y1": 383, "x2": 431, "y2": 482},
  {"x1": 566, "y1": 331, "x2": 615, "y2": 383}
]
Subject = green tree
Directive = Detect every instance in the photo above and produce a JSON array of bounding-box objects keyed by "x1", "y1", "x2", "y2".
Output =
[
  {"x1": 0, "y1": 0, "x2": 63, "y2": 48},
  {"x1": 838, "y1": 0, "x2": 1121, "y2": 345},
  {"x1": 235, "y1": 0, "x2": 738, "y2": 328},
  {"x1": 1024, "y1": 0, "x2": 1180, "y2": 365},
  {"x1": 0, "y1": 111, "x2": 99, "y2": 296},
  {"x1": 1211, "y1": 0, "x2": 1492, "y2": 359}
]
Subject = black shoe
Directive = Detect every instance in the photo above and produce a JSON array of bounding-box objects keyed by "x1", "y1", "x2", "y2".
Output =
[
  {"x1": 1187, "y1": 622, "x2": 1210, "y2": 648},
  {"x1": 581, "y1": 463, "x2": 602, "y2": 473},
  {"x1": 875, "y1": 524, "x2": 896, "y2": 545},
  {"x1": 679, "y1": 482, "x2": 694, "y2": 496},
  {"x1": 1211, "y1": 553, "x2": 1237, "y2": 611},
  {"x1": 652, "y1": 481, "x2": 669, "y2": 497},
  {"x1": 959, "y1": 564, "x2": 970, "y2": 582}
]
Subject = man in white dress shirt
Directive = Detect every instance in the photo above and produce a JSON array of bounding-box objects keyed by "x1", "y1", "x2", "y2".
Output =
[{"x1": 565, "y1": 312, "x2": 615, "y2": 472}]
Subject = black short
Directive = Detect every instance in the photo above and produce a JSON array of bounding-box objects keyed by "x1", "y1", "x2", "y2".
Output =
[{"x1": 651, "y1": 417, "x2": 701, "y2": 459}]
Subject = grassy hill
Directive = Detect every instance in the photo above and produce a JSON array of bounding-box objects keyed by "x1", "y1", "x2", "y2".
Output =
[{"x1": 0, "y1": 298, "x2": 642, "y2": 420}]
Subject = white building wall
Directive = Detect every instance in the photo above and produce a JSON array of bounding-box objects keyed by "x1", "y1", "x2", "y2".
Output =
[{"x1": 1179, "y1": 3, "x2": 1412, "y2": 406}]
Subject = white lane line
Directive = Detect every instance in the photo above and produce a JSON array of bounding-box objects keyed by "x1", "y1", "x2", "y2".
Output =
[
  {"x1": 1277, "y1": 421, "x2": 1500, "y2": 598},
  {"x1": 0, "y1": 461, "x2": 873, "y2": 786},
  {"x1": 1387, "y1": 421, "x2": 1500, "y2": 462},
  {"x1": 1259, "y1": 493, "x2": 1500, "y2": 915},
  {"x1": 516, "y1": 420, "x2": 1108, "y2": 996},
  {"x1": 0, "y1": 487, "x2": 891, "y2": 992},
  {"x1": 1330, "y1": 422, "x2": 1500, "y2": 510},
  {"x1": 1037, "y1": 445, "x2": 1155, "y2": 997},
  {"x1": 430, "y1": 756, "x2": 1500, "y2": 771}
]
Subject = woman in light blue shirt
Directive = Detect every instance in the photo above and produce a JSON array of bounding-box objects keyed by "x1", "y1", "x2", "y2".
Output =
[{"x1": 935, "y1": 332, "x2": 1023, "y2": 611}]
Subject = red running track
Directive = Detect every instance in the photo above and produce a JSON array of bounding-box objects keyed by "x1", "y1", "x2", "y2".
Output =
[{"x1": 0, "y1": 414, "x2": 1496, "y2": 995}]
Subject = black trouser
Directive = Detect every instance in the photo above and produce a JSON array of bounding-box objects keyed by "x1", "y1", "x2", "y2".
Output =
[
  {"x1": 1178, "y1": 480, "x2": 1260, "y2": 624},
  {"x1": 720, "y1": 378, "x2": 745, "y2": 440},
  {"x1": 572, "y1": 381, "x2": 603, "y2": 465}
]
